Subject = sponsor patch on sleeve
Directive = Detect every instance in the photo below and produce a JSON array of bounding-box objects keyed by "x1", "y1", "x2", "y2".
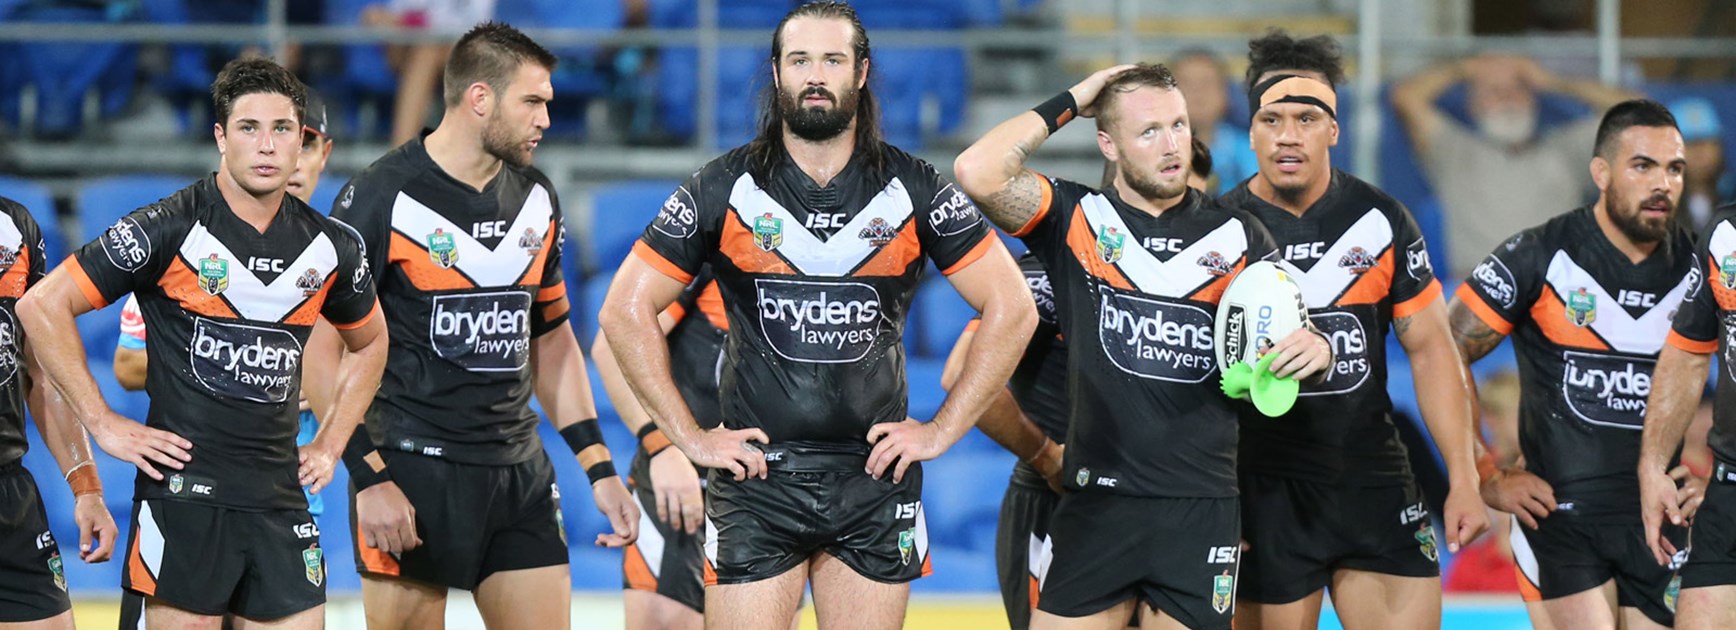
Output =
[
  {"x1": 928, "y1": 184, "x2": 983, "y2": 237},
  {"x1": 101, "y1": 216, "x2": 152, "y2": 272},
  {"x1": 652, "y1": 187, "x2": 699, "y2": 239}
]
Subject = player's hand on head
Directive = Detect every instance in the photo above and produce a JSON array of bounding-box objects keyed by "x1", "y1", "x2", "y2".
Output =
[
  {"x1": 356, "y1": 481, "x2": 421, "y2": 555},
  {"x1": 89, "y1": 411, "x2": 192, "y2": 481},
  {"x1": 649, "y1": 447, "x2": 705, "y2": 535},
  {"x1": 73, "y1": 493, "x2": 117, "y2": 562},
  {"x1": 1640, "y1": 464, "x2": 1685, "y2": 566},
  {"x1": 1070, "y1": 64, "x2": 1139, "y2": 118},
  {"x1": 1442, "y1": 485, "x2": 1490, "y2": 552},
  {"x1": 591, "y1": 477, "x2": 640, "y2": 548},
  {"x1": 1266, "y1": 328, "x2": 1332, "y2": 381},
  {"x1": 866, "y1": 418, "x2": 956, "y2": 484},
  {"x1": 1670, "y1": 465, "x2": 1707, "y2": 524},
  {"x1": 1481, "y1": 468, "x2": 1556, "y2": 530},
  {"x1": 296, "y1": 442, "x2": 340, "y2": 494},
  {"x1": 679, "y1": 427, "x2": 770, "y2": 482}
]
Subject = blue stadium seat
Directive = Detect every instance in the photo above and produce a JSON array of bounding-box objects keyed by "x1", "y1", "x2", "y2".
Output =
[
  {"x1": 305, "y1": 177, "x2": 344, "y2": 216},
  {"x1": 10, "y1": 5, "x2": 137, "y2": 138},
  {"x1": 906, "y1": 357, "x2": 947, "y2": 421},
  {"x1": 0, "y1": 176, "x2": 67, "y2": 269},
  {"x1": 648, "y1": 0, "x2": 792, "y2": 28},
  {"x1": 78, "y1": 303, "x2": 128, "y2": 365},
  {"x1": 325, "y1": 0, "x2": 399, "y2": 139},
  {"x1": 654, "y1": 46, "x2": 770, "y2": 147},
  {"x1": 912, "y1": 278, "x2": 976, "y2": 358},
  {"x1": 495, "y1": 0, "x2": 624, "y2": 139},
  {"x1": 867, "y1": 47, "x2": 969, "y2": 149},
  {"x1": 588, "y1": 180, "x2": 677, "y2": 271},
  {"x1": 580, "y1": 273, "x2": 615, "y2": 347},
  {"x1": 77, "y1": 175, "x2": 188, "y2": 244},
  {"x1": 853, "y1": 1, "x2": 968, "y2": 29},
  {"x1": 921, "y1": 451, "x2": 1013, "y2": 551},
  {"x1": 912, "y1": 544, "x2": 996, "y2": 592}
]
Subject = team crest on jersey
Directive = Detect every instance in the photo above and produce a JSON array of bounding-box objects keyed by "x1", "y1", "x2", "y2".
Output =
[
  {"x1": 1211, "y1": 571, "x2": 1234, "y2": 613},
  {"x1": 1337, "y1": 246, "x2": 1377, "y2": 274},
  {"x1": 197, "y1": 254, "x2": 228, "y2": 295},
  {"x1": 858, "y1": 217, "x2": 897, "y2": 247},
  {"x1": 1415, "y1": 524, "x2": 1439, "y2": 561},
  {"x1": 168, "y1": 474, "x2": 184, "y2": 494},
  {"x1": 295, "y1": 268, "x2": 323, "y2": 296},
  {"x1": 1565, "y1": 287, "x2": 1598, "y2": 326},
  {"x1": 1720, "y1": 254, "x2": 1736, "y2": 290},
  {"x1": 1195, "y1": 251, "x2": 1232, "y2": 276},
  {"x1": 48, "y1": 553, "x2": 64, "y2": 591},
  {"x1": 518, "y1": 227, "x2": 543, "y2": 254},
  {"x1": 0, "y1": 243, "x2": 18, "y2": 271},
  {"x1": 1096, "y1": 226, "x2": 1125, "y2": 264},
  {"x1": 1075, "y1": 468, "x2": 1090, "y2": 487},
  {"x1": 897, "y1": 528, "x2": 915, "y2": 566},
  {"x1": 426, "y1": 228, "x2": 459, "y2": 268},
  {"x1": 753, "y1": 213, "x2": 784, "y2": 252},
  {"x1": 303, "y1": 544, "x2": 324, "y2": 587}
]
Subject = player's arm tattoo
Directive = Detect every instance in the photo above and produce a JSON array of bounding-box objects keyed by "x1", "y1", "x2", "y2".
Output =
[
  {"x1": 977, "y1": 168, "x2": 1044, "y2": 233},
  {"x1": 1445, "y1": 297, "x2": 1506, "y2": 363}
]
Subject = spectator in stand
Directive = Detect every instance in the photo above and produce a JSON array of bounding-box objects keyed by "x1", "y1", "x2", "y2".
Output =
[
  {"x1": 363, "y1": 0, "x2": 498, "y2": 145},
  {"x1": 1391, "y1": 54, "x2": 1638, "y2": 275},
  {"x1": 1170, "y1": 49, "x2": 1258, "y2": 194},
  {"x1": 1672, "y1": 97, "x2": 1730, "y2": 232}
]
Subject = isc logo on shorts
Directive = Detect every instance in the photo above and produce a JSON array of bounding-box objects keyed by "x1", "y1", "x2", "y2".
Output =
[
  {"x1": 429, "y1": 291, "x2": 532, "y2": 372},
  {"x1": 1096, "y1": 288, "x2": 1215, "y2": 383},
  {"x1": 754, "y1": 279, "x2": 882, "y2": 364},
  {"x1": 189, "y1": 317, "x2": 303, "y2": 403}
]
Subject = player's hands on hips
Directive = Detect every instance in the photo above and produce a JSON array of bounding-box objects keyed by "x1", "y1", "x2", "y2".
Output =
[
  {"x1": 1069, "y1": 64, "x2": 1139, "y2": 118},
  {"x1": 1481, "y1": 468, "x2": 1557, "y2": 529},
  {"x1": 88, "y1": 411, "x2": 191, "y2": 481},
  {"x1": 591, "y1": 477, "x2": 640, "y2": 548},
  {"x1": 1030, "y1": 440, "x2": 1067, "y2": 495},
  {"x1": 679, "y1": 427, "x2": 770, "y2": 482},
  {"x1": 297, "y1": 439, "x2": 341, "y2": 494},
  {"x1": 73, "y1": 493, "x2": 117, "y2": 563},
  {"x1": 1672, "y1": 465, "x2": 1708, "y2": 523},
  {"x1": 1442, "y1": 484, "x2": 1489, "y2": 553},
  {"x1": 356, "y1": 481, "x2": 421, "y2": 555},
  {"x1": 1265, "y1": 328, "x2": 1332, "y2": 381},
  {"x1": 650, "y1": 447, "x2": 706, "y2": 535},
  {"x1": 867, "y1": 418, "x2": 959, "y2": 483},
  {"x1": 1640, "y1": 463, "x2": 1685, "y2": 565}
]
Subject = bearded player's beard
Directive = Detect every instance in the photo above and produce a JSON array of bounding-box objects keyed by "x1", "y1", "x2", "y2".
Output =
[{"x1": 779, "y1": 85, "x2": 859, "y2": 142}]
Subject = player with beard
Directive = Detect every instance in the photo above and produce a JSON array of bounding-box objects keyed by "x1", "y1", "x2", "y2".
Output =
[
  {"x1": 1455, "y1": 100, "x2": 1696, "y2": 629},
  {"x1": 306, "y1": 22, "x2": 638, "y2": 629},
  {"x1": 1214, "y1": 31, "x2": 1489, "y2": 629},
  {"x1": 955, "y1": 63, "x2": 1333, "y2": 630},
  {"x1": 602, "y1": 4, "x2": 1035, "y2": 628}
]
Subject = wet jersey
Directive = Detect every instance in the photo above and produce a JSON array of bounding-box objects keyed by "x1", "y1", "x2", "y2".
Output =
[
  {"x1": 1463, "y1": 206, "x2": 1695, "y2": 521},
  {"x1": 1012, "y1": 176, "x2": 1278, "y2": 498},
  {"x1": 1218, "y1": 171, "x2": 1443, "y2": 485},
  {"x1": 0, "y1": 197, "x2": 49, "y2": 467},
  {"x1": 1667, "y1": 203, "x2": 1736, "y2": 470},
  {"x1": 634, "y1": 144, "x2": 993, "y2": 452},
  {"x1": 68, "y1": 176, "x2": 376, "y2": 509},
  {"x1": 334, "y1": 138, "x2": 570, "y2": 466},
  {"x1": 666, "y1": 267, "x2": 728, "y2": 429},
  {"x1": 972, "y1": 253, "x2": 1068, "y2": 443}
]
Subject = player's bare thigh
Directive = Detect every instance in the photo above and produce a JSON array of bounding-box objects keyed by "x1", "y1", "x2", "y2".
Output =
[
  {"x1": 360, "y1": 574, "x2": 447, "y2": 630},
  {"x1": 1523, "y1": 579, "x2": 1616, "y2": 630},
  {"x1": 229, "y1": 605, "x2": 326, "y2": 630},
  {"x1": 704, "y1": 562, "x2": 806, "y2": 630},
  {"x1": 807, "y1": 553, "x2": 910, "y2": 630},
  {"x1": 474, "y1": 565, "x2": 571, "y2": 630},
  {"x1": 1327, "y1": 569, "x2": 1440, "y2": 630},
  {"x1": 0, "y1": 610, "x2": 75, "y2": 630},
  {"x1": 1234, "y1": 589, "x2": 1326, "y2": 630},
  {"x1": 625, "y1": 589, "x2": 703, "y2": 630},
  {"x1": 1675, "y1": 585, "x2": 1736, "y2": 630}
]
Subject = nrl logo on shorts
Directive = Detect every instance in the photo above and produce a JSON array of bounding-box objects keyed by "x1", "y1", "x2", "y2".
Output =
[
  {"x1": 1337, "y1": 246, "x2": 1377, "y2": 274},
  {"x1": 897, "y1": 528, "x2": 915, "y2": 566},
  {"x1": 1075, "y1": 467, "x2": 1090, "y2": 487},
  {"x1": 426, "y1": 228, "x2": 459, "y2": 268},
  {"x1": 1211, "y1": 571, "x2": 1233, "y2": 614},
  {"x1": 1720, "y1": 254, "x2": 1736, "y2": 290},
  {"x1": 1414, "y1": 523, "x2": 1438, "y2": 562},
  {"x1": 303, "y1": 544, "x2": 324, "y2": 587},
  {"x1": 1195, "y1": 251, "x2": 1232, "y2": 277},
  {"x1": 1565, "y1": 287, "x2": 1598, "y2": 327},
  {"x1": 198, "y1": 254, "x2": 229, "y2": 295},
  {"x1": 753, "y1": 213, "x2": 784, "y2": 252},
  {"x1": 1666, "y1": 575, "x2": 1682, "y2": 612},
  {"x1": 518, "y1": 227, "x2": 543, "y2": 254},
  {"x1": 857, "y1": 217, "x2": 897, "y2": 247},
  {"x1": 296, "y1": 268, "x2": 323, "y2": 297},
  {"x1": 48, "y1": 553, "x2": 65, "y2": 592},
  {"x1": 1096, "y1": 227, "x2": 1124, "y2": 264},
  {"x1": 168, "y1": 473, "x2": 185, "y2": 494}
]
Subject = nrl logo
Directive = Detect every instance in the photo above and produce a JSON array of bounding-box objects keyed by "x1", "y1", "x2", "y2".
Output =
[
  {"x1": 1565, "y1": 287, "x2": 1597, "y2": 327},
  {"x1": 753, "y1": 213, "x2": 784, "y2": 252},
  {"x1": 198, "y1": 254, "x2": 228, "y2": 295},
  {"x1": 857, "y1": 217, "x2": 897, "y2": 247},
  {"x1": 426, "y1": 228, "x2": 459, "y2": 268},
  {"x1": 1415, "y1": 523, "x2": 1438, "y2": 561},
  {"x1": 1720, "y1": 254, "x2": 1736, "y2": 290},
  {"x1": 1096, "y1": 227, "x2": 1124, "y2": 264},
  {"x1": 518, "y1": 227, "x2": 543, "y2": 254},
  {"x1": 168, "y1": 474, "x2": 185, "y2": 494},
  {"x1": 1338, "y1": 246, "x2": 1377, "y2": 274},
  {"x1": 1196, "y1": 251, "x2": 1232, "y2": 276},
  {"x1": 295, "y1": 268, "x2": 323, "y2": 296}
]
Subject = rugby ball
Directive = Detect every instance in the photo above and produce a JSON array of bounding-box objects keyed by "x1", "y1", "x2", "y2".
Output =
[{"x1": 1214, "y1": 260, "x2": 1310, "y2": 370}]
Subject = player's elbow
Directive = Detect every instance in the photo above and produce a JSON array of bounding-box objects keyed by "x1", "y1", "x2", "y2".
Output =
[
  {"x1": 982, "y1": 289, "x2": 1039, "y2": 340},
  {"x1": 15, "y1": 288, "x2": 57, "y2": 337},
  {"x1": 952, "y1": 149, "x2": 1002, "y2": 202}
]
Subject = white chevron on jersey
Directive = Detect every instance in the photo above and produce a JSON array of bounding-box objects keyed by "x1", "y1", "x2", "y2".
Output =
[
  {"x1": 1285, "y1": 208, "x2": 1393, "y2": 307},
  {"x1": 1709, "y1": 221, "x2": 1736, "y2": 264},
  {"x1": 1543, "y1": 250, "x2": 1689, "y2": 354},
  {"x1": 0, "y1": 211, "x2": 24, "y2": 257},
  {"x1": 178, "y1": 222, "x2": 337, "y2": 322},
  {"x1": 1076, "y1": 193, "x2": 1246, "y2": 298},
  {"x1": 389, "y1": 185, "x2": 555, "y2": 286},
  {"x1": 728, "y1": 173, "x2": 914, "y2": 277}
]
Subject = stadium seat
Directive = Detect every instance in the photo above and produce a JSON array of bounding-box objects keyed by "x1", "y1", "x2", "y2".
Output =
[
  {"x1": 648, "y1": 0, "x2": 793, "y2": 29},
  {"x1": 921, "y1": 451, "x2": 1014, "y2": 552},
  {"x1": 587, "y1": 180, "x2": 676, "y2": 272},
  {"x1": 653, "y1": 46, "x2": 770, "y2": 147},
  {"x1": 912, "y1": 278, "x2": 976, "y2": 358},
  {"x1": 853, "y1": 1, "x2": 968, "y2": 30},
  {"x1": 0, "y1": 176, "x2": 67, "y2": 269},
  {"x1": 867, "y1": 47, "x2": 969, "y2": 149},
  {"x1": 580, "y1": 273, "x2": 615, "y2": 347},
  {"x1": 10, "y1": 4, "x2": 138, "y2": 138},
  {"x1": 77, "y1": 175, "x2": 188, "y2": 243},
  {"x1": 305, "y1": 177, "x2": 344, "y2": 216},
  {"x1": 913, "y1": 544, "x2": 996, "y2": 592},
  {"x1": 324, "y1": 0, "x2": 400, "y2": 139},
  {"x1": 906, "y1": 357, "x2": 948, "y2": 421},
  {"x1": 494, "y1": 0, "x2": 624, "y2": 139}
]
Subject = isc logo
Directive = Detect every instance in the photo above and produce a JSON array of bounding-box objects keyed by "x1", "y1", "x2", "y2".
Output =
[
  {"x1": 894, "y1": 502, "x2": 920, "y2": 519},
  {"x1": 1284, "y1": 242, "x2": 1326, "y2": 260},
  {"x1": 1398, "y1": 502, "x2": 1428, "y2": 525},
  {"x1": 1206, "y1": 546, "x2": 1236, "y2": 564},
  {"x1": 805, "y1": 213, "x2": 846, "y2": 230},
  {"x1": 247, "y1": 257, "x2": 284, "y2": 273},
  {"x1": 292, "y1": 522, "x2": 320, "y2": 539},
  {"x1": 1618, "y1": 290, "x2": 1657, "y2": 308},
  {"x1": 472, "y1": 220, "x2": 507, "y2": 239},
  {"x1": 1142, "y1": 237, "x2": 1183, "y2": 253}
]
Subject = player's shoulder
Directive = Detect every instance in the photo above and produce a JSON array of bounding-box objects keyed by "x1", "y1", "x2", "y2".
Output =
[
  {"x1": 1197, "y1": 190, "x2": 1265, "y2": 230},
  {"x1": 339, "y1": 141, "x2": 425, "y2": 208},
  {"x1": 505, "y1": 162, "x2": 558, "y2": 198},
  {"x1": 879, "y1": 142, "x2": 941, "y2": 179},
  {"x1": 1697, "y1": 203, "x2": 1736, "y2": 243},
  {"x1": 1214, "y1": 178, "x2": 1258, "y2": 210},
  {"x1": 1330, "y1": 170, "x2": 1413, "y2": 220},
  {"x1": 0, "y1": 195, "x2": 37, "y2": 230}
]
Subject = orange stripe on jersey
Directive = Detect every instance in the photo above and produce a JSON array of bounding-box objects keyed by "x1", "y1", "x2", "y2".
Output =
[
  {"x1": 1063, "y1": 208, "x2": 1134, "y2": 291},
  {"x1": 1514, "y1": 565, "x2": 1543, "y2": 602},
  {"x1": 536, "y1": 282, "x2": 566, "y2": 303},
  {"x1": 919, "y1": 551, "x2": 934, "y2": 578},
  {"x1": 1530, "y1": 285, "x2": 1612, "y2": 351},
  {"x1": 855, "y1": 221, "x2": 924, "y2": 277},
  {"x1": 0, "y1": 246, "x2": 31, "y2": 299},
  {"x1": 66, "y1": 257, "x2": 111, "y2": 310},
  {"x1": 632, "y1": 241, "x2": 699, "y2": 285},
  {"x1": 623, "y1": 543, "x2": 659, "y2": 591},
  {"x1": 514, "y1": 219, "x2": 559, "y2": 288},
  {"x1": 538, "y1": 296, "x2": 570, "y2": 328},
  {"x1": 356, "y1": 526, "x2": 401, "y2": 576},
  {"x1": 330, "y1": 302, "x2": 381, "y2": 331},
  {"x1": 281, "y1": 272, "x2": 334, "y2": 327},
  {"x1": 1453, "y1": 283, "x2": 1514, "y2": 335},
  {"x1": 126, "y1": 528, "x2": 157, "y2": 596},
  {"x1": 1393, "y1": 280, "x2": 1443, "y2": 320},
  {"x1": 389, "y1": 232, "x2": 476, "y2": 291},
  {"x1": 701, "y1": 556, "x2": 719, "y2": 587},
  {"x1": 1337, "y1": 248, "x2": 1396, "y2": 307},
  {"x1": 1711, "y1": 254, "x2": 1736, "y2": 311},
  {"x1": 1187, "y1": 259, "x2": 1245, "y2": 305},
  {"x1": 719, "y1": 209, "x2": 796, "y2": 276},
  {"x1": 696, "y1": 281, "x2": 729, "y2": 330},
  {"x1": 1009, "y1": 171, "x2": 1053, "y2": 238},
  {"x1": 1667, "y1": 330, "x2": 1718, "y2": 354},
  {"x1": 157, "y1": 258, "x2": 241, "y2": 319},
  {"x1": 1028, "y1": 575, "x2": 1040, "y2": 610},
  {"x1": 661, "y1": 301, "x2": 688, "y2": 322},
  {"x1": 941, "y1": 233, "x2": 996, "y2": 276}
]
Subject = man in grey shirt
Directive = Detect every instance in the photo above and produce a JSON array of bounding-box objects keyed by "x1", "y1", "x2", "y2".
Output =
[{"x1": 1393, "y1": 55, "x2": 1637, "y2": 275}]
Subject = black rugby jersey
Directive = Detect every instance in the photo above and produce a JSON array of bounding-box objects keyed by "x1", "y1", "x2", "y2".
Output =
[
  {"x1": 1219, "y1": 170, "x2": 1442, "y2": 485},
  {"x1": 666, "y1": 267, "x2": 727, "y2": 430},
  {"x1": 1667, "y1": 203, "x2": 1736, "y2": 471},
  {"x1": 333, "y1": 137, "x2": 570, "y2": 466},
  {"x1": 0, "y1": 196, "x2": 50, "y2": 467},
  {"x1": 1463, "y1": 206, "x2": 1695, "y2": 521},
  {"x1": 68, "y1": 176, "x2": 377, "y2": 509},
  {"x1": 971, "y1": 253, "x2": 1068, "y2": 444},
  {"x1": 1013, "y1": 176, "x2": 1278, "y2": 498},
  {"x1": 634, "y1": 144, "x2": 993, "y2": 452}
]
